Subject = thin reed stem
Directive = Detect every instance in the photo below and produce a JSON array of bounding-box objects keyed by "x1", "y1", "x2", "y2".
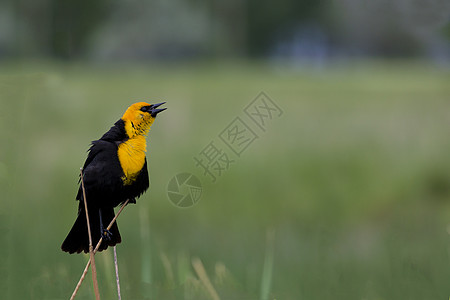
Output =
[
  {"x1": 79, "y1": 168, "x2": 100, "y2": 300},
  {"x1": 114, "y1": 246, "x2": 122, "y2": 300},
  {"x1": 260, "y1": 228, "x2": 275, "y2": 300},
  {"x1": 70, "y1": 198, "x2": 130, "y2": 300},
  {"x1": 192, "y1": 257, "x2": 221, "y2": 300}
]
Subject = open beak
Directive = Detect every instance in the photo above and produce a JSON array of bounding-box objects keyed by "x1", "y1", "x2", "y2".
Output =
[{"x1": 150, "y1": 102, "x2": 167, "y2": 117}]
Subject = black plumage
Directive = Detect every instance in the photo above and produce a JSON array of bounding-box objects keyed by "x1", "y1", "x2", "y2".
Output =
[{"x1": 61, "y1": 120, "x2": 150, "y2": 254}]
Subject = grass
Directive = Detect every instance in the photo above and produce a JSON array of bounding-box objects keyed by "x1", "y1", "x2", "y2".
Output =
[{"x1": 0, "y1": 60, "x2": 450, "y2": 299}]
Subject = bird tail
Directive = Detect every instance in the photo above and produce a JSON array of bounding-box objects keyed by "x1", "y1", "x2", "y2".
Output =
[{"x1": 61, "y1": 205, "x2": 121, "y2": 254}]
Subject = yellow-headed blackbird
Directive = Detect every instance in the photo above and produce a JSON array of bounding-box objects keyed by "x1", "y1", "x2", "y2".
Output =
[{"x1": 61, "y1": 102, "x2": 166, "y2": 254}]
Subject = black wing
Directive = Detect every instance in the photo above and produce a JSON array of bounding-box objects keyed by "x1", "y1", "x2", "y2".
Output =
[{"x1": 76, "y1": 140, "x2": 124, "y2": 207}]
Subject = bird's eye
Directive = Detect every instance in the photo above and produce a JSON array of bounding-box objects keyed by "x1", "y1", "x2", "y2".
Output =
[{"x1": 140, "y1": 106, "x2": 150, "y2": 112}]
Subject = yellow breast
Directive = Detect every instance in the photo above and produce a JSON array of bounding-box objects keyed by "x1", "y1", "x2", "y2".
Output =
[{"x1": 117, "y1": 136, "x2": 147, "y2": 185}]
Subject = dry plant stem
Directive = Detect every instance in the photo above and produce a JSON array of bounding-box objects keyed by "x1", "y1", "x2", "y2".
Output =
[
  {"x1": 192, "y1": 257, "x2": 221, "y2": 300},
  {"x1": 79, "y1": 168, "x2": 101, "y2": 300},
  {"x1": 114, "y1": 246, "x2": 122, "y2": 300},
  {"x1": 70, "y1": 199, "x2": 130, "y2": 300}
]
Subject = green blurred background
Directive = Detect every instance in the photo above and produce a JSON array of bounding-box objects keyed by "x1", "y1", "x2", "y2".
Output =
[{"x1": 1, "y1": 1, "x2": 450, "y2": 299}]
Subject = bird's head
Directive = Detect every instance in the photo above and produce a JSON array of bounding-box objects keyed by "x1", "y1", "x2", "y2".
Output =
[{"x1": 122, "y1": 101, "x2": 166, "y2": 138}]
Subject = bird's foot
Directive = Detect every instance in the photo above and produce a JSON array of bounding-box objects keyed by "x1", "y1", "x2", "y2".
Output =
[{"x1": 101, "y1": 228, "x2": 113, "y2": 241}]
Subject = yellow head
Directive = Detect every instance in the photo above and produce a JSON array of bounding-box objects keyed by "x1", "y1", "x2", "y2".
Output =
[{"x1": 121, "y1": 101, "x2": 167, "y2": 139}]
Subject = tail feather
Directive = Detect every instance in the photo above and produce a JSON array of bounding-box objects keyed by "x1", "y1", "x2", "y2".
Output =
[{"x1": 61, "y1": 206, "x2": 121, "y2": 254}]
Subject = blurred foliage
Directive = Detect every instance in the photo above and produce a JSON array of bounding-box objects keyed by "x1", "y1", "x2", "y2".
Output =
[
  {"x1": 47, "y1": 0, "x2": 110, "y2": 58},
  {"x1": 1, "y1": 0, "x2": 449, "y2": 60},
  {"x1": 6, "y1": 0, "x2": 109, "y2": 58},
  {"x1": 0, "y1": 60, "x2": 449, "y2": 299},
  {"x1": 245, "y1": 0, "x2": 325, "y2": 56}
]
